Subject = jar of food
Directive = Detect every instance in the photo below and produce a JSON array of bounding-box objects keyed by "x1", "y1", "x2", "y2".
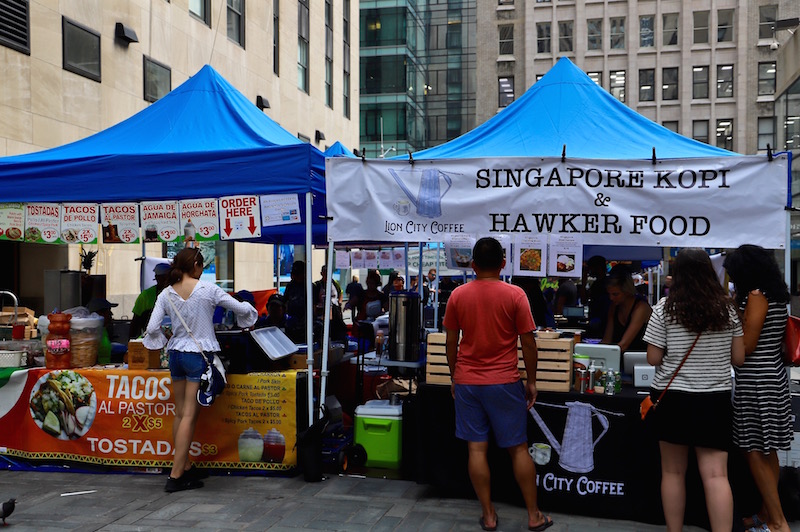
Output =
[
  {"x1": 238, "y1": 427, "x2": 263, "y2": 462},
  {"x1": 45, "y1": 312, "x2": 72, "y2": 369},
  {"x1": 262, "y1": 428, "x2": 286, "y2": 463}
]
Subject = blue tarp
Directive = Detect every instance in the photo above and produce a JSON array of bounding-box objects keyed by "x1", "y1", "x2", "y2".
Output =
[
  {"x1": 324, "y1": 141, "x2": 357, "y2": 158},
  {"x1": 0, "y1": 65, "x2": 326, "y2": 244},
  {"x1": 404, "y1": 57, "x2": 737, "y2": 160}
]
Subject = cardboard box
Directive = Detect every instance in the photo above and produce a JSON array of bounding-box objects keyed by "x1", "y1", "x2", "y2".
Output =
[{"x1": 128, "y1": 340, "x2": 161, "y2": 369}]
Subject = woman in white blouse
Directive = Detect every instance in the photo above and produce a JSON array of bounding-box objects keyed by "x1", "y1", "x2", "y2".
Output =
[{"x1": 145, "y1": 247, "x2": 257, "y2": 492}]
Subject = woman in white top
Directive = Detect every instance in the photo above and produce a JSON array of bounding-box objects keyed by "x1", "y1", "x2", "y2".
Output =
[
  {"x1": 145, "y1": 247, "x2": 257, "y2": 492},
  {"x1": 642, "y1": 248, "x2": 744, "y2": 532}
]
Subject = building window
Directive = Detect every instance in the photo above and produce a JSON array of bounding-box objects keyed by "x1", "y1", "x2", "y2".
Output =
[
  {"x1": 499, "y1": 24, "x2": 514, "y2": 55},
  {"x1": 297, "y1": 133, "x2": 310, "y2": 143},
  {"x1": 639, "y1": 69, "x2": 654, "y2": 102},
  {"x1": 498, "y1": 0, "x2": 514, "y2": 4},
  {"x1": 587, "y1": 19, "x2": 602, "y2": 51},
  {"x1": 0, "y1": 0, "x2": 30, "y2": 55},
  {"x1": 189, "y1": 0, "x2": 211, "y2": 26},
  {"x1": 498, "y1": 77, "x2": 514, "y2": 107},
  {"x1": 273, "y1": 0, "x2": 279, "y2": 75},
  {"x1": 692, "y1": 66, "x2": 709, "y2": 99},
  {"x1": 446, "y1": 9, "x2": 462, "y2": 49},
  {"x1": 587, "y1": 72, "x2": 601, "y2": 87},
  {"x1": 662, "y1": 121, "x2": 679, "y2": 133},
  {"x1": 758, "y1": 62, "x2": 776, "y2": 96},
  {"x1": 662, "y1": 67, "x2": 678, "y2": 100},
  {"x1": 716, "y1": 119, "x2": 733, "y2": 150},
  {"x1": 759, "y1": 5, "x2": 777, "y2": 40},
  {"x1": 717, "y1": 65, "x2": 733, "y2": 98},
  {"x1": 693, "y1": 120, "x2": 709, "y2": 144},
  {"x1": 639, "y1": 16, "x2": 654, "y2": 48},
  {"x1": 343, "y1": 0, "x2": 350, "y2": 118},
  {"x1": 62, "y1": 17, "x2": 101, "y2": 82},
  {"x1": 227, "y1": 0, "x2": 245, "y2": 47},
  {"x1": 693, "y1": 11, "x2": 709, "y2": 44},
  {"x1": 610, "y1": 17, "x2": 625, "y2": 50},
  {"x1": 609, "y1": 70, "x2": 625, "y2": 102},
  {"x1": 758, "y1": 117, "x2": 775, "y2": 151},
  {"x1": 143, "y1": 57, "x2": 171, "y2": 102},
  {"x1": 717, "y1": 9, "x2": 734, "y2": 42},
  {"x1": 663, "y1": 13, "x2": 678, "y2": 46},
  {"x1": 298, "y1": 0, "x2": 309, "y2": 93},
  {"x1": 325, "y1": 0, "x2": 333, "y2": 108},
  {"x1": 536, "y1": 23, "x2": 551, "y2": 54},
  {"x1": 559, "y1": 21, "x2": 573, "y2": 53}
]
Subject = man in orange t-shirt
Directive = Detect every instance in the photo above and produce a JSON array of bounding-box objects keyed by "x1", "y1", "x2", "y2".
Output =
[{"x1": 443, "y1": 237, "x2": 553, "y2": 532}]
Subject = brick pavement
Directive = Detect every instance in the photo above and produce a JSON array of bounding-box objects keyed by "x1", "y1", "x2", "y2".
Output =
[{"x1": 0, "y1": 469, "x2": 721, "y2": 531}]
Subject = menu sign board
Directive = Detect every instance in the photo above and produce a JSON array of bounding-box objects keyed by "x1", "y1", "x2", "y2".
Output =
[
  {"x1": 548, "y1": 235, "x2": 583, "y2": 278},
  {"x1": 513, "y1": 234, "x2": 547, "y2": 277},
  {"x1": 179, "y1": 199, "x2": 219, "y2": 242},
  {"x1": 24, "y1": 203, "x2": 61, "y2": 243},
  {"x1": 59, "y1": 203, "x2": 98, "y2": 244},
  {"x1": 219, "y1": 195, "x2": 262, "y2": 241},
  {"x1": 100, "y1": 203, "x2": 140, "y2": 244},
  {"x1": 140, "y1": 201, "x2": 180, "y2": 243},
  {"x1": 260, "y1": 194, "x2": 300, "y2": 227},
  {"x1": 0, "y1": 203, "x2": 24, "y2": 242}
]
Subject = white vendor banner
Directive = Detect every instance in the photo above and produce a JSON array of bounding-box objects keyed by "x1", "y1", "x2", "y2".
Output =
[
  {"x1": 59, "y1": 203, "x2": 98, "y2": 244},
  {"x1": 326, "y1": 156, "x2": 788, "y2": 248}
]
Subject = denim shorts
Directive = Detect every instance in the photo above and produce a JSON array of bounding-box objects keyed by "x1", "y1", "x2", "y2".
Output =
[
  {"x1": 454, "y1": 381, "x2": 527, "y2": 448},
  {"x1": 168, "y1": 350, "x2": 206, "y2": 382}
]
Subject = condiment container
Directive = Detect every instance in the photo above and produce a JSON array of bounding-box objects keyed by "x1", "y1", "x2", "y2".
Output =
[
  {"x1": 45, "y1": 311, "x2": 72, "y2": 369},
  {"x1": 262, "y1": 428, "x2": 286, "y2": 463}
]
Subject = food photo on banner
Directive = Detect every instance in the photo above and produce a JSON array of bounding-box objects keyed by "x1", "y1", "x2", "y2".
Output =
[{"x1": 0, "y1": 368, "x2": 302, "y2": 470}]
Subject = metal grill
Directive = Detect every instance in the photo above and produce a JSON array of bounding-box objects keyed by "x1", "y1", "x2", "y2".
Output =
[{"x1": 0, "y1": 0, "x2": 29, "y2": 54}]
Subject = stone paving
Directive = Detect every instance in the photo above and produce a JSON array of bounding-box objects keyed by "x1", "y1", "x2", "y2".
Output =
[{"x1": 0, "y1": 469, "x2": 720, "y2": 531}]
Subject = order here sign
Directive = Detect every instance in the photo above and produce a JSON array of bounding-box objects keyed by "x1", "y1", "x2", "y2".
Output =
[{"x1": 219, "y1": 195, "x2": 261, "y2": 240}]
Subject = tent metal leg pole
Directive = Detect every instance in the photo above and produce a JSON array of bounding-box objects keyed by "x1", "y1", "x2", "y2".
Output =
[
  {"x1": 319, "y1": 240, "x2": 335, "y2": 418},
  {"x1": 305, "y1": 192, "x2": 314, "y2": 428}
]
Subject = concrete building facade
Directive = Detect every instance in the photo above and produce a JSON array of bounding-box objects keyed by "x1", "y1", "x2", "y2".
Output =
[
  {"x1": 476, "y1": 0, "x2": 800, "y2": 156},
  {"x1": 0, "y1": 0, "x2": 357, "y2": 316}
]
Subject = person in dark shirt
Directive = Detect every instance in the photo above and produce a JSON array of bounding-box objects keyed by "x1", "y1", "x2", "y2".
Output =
[
  {"x1": 283, "y1": 261, "x2": 308, "y2": 343},
  {"x1": 511, "y1": 276, "x2": 548, "y2": 329},
  {"x1": 583, "y1": 255, "x2": 610, "y2": 339}
]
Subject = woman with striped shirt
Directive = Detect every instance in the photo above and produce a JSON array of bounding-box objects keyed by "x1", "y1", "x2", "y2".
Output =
[
  {"x1": 724, "y1": 245, "x2": 792, "y2": 532},
  {"x1": 643, "y1": 248, "x2": 744, "y2": 532}
]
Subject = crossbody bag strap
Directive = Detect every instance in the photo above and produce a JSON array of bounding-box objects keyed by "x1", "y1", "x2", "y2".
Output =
[
  {"x1": 653, "y1": 332, "x2": 701, "y2": 407},
  {"x1": 165, "y1": 291, "x2": 206, "y2": 357}
]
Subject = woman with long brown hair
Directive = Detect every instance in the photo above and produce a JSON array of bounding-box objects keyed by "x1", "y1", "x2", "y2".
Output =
[
  {"x1": 602, "y1": 264, "x2": 651, "y2": 353},
  {"x1": 724, "y1": 245, "x2": 793, "y2": 532},
  {"x1": 145, "y1": 247, "x2": 257, "y2": 492},
  {"x1": 643, "y1": 248, "x2": 744, "y2": 532}
]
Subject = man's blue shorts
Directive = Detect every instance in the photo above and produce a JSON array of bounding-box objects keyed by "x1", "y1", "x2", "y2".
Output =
[
  {"x1": 168, "y1": 350, "x2": 206, "y2": 383},
  {"x1": 454, "y1": 381, "x2": 527, "y2": 448}
]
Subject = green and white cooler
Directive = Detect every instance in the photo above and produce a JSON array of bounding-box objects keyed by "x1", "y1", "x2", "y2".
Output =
[{"x1": 354, "y1": 399, "x2": 402, "y2": 468}]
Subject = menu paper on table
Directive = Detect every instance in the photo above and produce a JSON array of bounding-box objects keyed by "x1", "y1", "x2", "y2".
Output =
[
  {"x1": 260, "y1": 194, "x2": 301, "y2": 227},
  {"x1": 548, "y1": 234, "x2": 584, "y2": 278},
  {"x1": 24, "y1": 203, "x2": 61, "y2": 244},
  {"x1": 100, "y1": 203, "x2": 140, "y2": 244},
  {"x1": 445, "y1": 234, "x2": 476, "y2": 271},
  {"x1": 179, "y1": 199, "x2": 219, "y2": 242},
  {"x1": 59, "y1": 203, "x2": 99, "y2": 244},
  {"x1": 219, "y1": 195, "x2": 262, "y2": 240},
  {"x1": 140, "y1": 201, "x2": 180, "y2": 242},
  {"x1": 0, "y1": 203, "x2": 25, "y2": 242},
  {"x1": 513, "y1": 235, "x2": 547, "y2": 277}
]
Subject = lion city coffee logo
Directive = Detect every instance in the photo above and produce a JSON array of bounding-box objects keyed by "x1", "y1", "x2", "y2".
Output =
[
  {"x1": 219, "y1": 195, "x2": 261, "y2": 240},
  {"x1": 384, "y1": 167, "x2": 467, "y2": 237}
]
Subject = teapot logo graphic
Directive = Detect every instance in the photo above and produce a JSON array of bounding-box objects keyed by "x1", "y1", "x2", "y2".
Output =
[{"x1": 388, "y1": 168, "x2": 454, "y2": 219}]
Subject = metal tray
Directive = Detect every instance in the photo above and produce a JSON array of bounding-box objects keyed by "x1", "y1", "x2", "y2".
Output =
[{"x1": 249, "y1": 327, "x2": 298, "y2": 360}]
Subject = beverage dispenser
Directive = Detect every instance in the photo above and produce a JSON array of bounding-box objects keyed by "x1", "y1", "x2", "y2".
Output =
[{"x1": 388, "y1": 291, "x2": 421, "y2": 362}]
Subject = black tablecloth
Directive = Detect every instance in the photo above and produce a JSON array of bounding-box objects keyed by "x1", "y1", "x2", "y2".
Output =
[{"x1": 411, "y1": 383, "x2": 759, "y2": 528}]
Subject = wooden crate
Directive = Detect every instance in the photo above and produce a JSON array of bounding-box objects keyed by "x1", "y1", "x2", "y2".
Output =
[
  {"x1": 127, "y1": 341, "x2": 161, "y2": 369},
  {"x1": 425, "y1": 332, "x2": 451, "y2": 385},
  {"x1": 521, "y1": 338, "x2": 573, "y2": 392}
]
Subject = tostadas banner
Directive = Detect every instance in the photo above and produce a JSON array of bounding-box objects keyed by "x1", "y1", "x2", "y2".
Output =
[{"x1": 0, "y1": 368, "x2": 301, "y2": 471}]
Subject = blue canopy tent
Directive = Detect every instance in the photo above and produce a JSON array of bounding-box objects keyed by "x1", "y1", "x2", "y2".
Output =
[
  {"x1": 0, "y1": 64, "x2": 327, "y2": 425},
  {"x1": 403, "y1": 57, "x2": 735, "y2": 160},
  {"x1": 323, "y1": 141, "x2": 357, "y2": 158},
  {"x1": 0, "y1": 64, "x2": 327, "y2": 245}
]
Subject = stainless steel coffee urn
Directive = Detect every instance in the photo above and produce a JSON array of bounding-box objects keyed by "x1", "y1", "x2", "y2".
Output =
[{"x1": 389, "y1": 291, "x2": 421, "y2": 362}]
